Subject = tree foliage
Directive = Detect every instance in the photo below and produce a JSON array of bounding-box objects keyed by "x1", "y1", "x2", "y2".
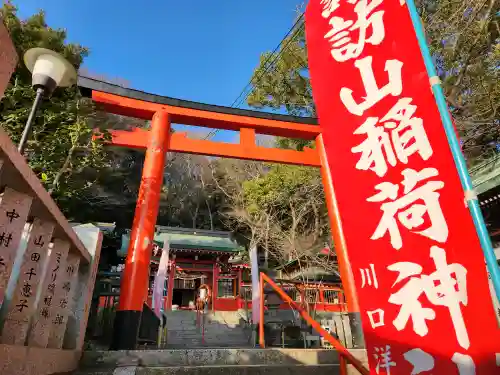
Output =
[
  {"x1": 210, "y1": 157, "x2": 334, "y2": 276},
  {"x1": 247, "y1": 22, "x2": 313, "y2": 119},
  {"x1": 63, "y1": 128, "x2": 227, "y2": 230},
  {"x1": 420, "y1": 0, "x2": 500, "y2": 164},
  {"x1": 0, "y1": 3, "x2": 110, "y2": 205},
  {"x1": 159, "y1": 150, "x2": 223, "y2": 230}
]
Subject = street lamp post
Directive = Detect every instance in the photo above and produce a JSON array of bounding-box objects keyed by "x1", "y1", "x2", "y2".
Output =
[{"x1": 18, "y1": 48, "x2": 77, "y2": 154}]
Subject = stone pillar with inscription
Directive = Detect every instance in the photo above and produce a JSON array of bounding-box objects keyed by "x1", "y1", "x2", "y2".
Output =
[
  {"x1": 2, "y1": 219, "x2": 54, "y2": 344},
  {"x1": 0, "y1": 187, "x2": 33, "y2": 306},
  {"x1": 0, "y1": 16, "x2": 17, "y2": 99},
  {"x1": 47, "y1": 253, "x2": 80, "y2": 349},
  {"x1": 64, "y1": 224, "x2": 103, "y2": 350},
  {"x1": 28, "y1": 239, "x2": 69, "y2": 348}
]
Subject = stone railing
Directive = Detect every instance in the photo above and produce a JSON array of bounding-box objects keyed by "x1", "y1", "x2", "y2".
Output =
[{"x1": 0, "y1": 129, "x2": 102, "y2": 375}]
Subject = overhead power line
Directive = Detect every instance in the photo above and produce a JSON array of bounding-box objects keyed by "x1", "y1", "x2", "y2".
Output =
[
  {"x1": 230, "y1": 13, "x2": 305, "y2": 108},
  {"x1": 204, "y1": 13, "x2": 305, "y2": 141},
  {"x1": 232, "y1": 22, "x2": 305, "y2": 109}
]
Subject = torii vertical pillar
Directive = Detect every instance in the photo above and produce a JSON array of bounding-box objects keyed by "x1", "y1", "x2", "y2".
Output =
[{"x1": 111, "y1": 111, "x2": 171, "y2": 350}]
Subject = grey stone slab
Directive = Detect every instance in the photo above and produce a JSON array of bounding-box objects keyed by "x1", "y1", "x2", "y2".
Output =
[
  {"x1": 79, "y1": 348, "x2": 367, "y2": 369},
  {"x1": 136, "y1": 364, "x2": 340, "y2": 375},
  {"x1": 113, "y1": 366, "x2": 137, "y2": 375}
]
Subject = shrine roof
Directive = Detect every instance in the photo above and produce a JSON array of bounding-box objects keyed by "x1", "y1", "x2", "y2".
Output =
[
  {"x1": 70, "y1": 222, "x2": 116, "y2": 233},
  {"x1": 154, "y1": 232, "x2": 243, "y2": 252},
  {"x1": 118, "y1": 226, "x2": 244, "y2": 257}
]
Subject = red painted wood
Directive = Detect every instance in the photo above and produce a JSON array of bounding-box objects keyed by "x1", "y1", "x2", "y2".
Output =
[{"x1": 118, "y1": 111, "x2": 171, "y2": 312}]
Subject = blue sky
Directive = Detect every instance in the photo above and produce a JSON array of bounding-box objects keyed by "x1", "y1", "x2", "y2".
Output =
[{"x1": 15, "y1": 0, "x2": 304, "y2": 142}]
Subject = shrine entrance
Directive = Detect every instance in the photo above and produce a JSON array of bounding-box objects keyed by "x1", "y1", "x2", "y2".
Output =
[
  {"x1": 171, "y1": 273, "x2": 207, "y2": 310},
  {"x1": 78, "y1": 76, "x2": 360, "y2": 351}
]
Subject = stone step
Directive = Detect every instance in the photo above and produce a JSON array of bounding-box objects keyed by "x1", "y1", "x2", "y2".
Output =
[
  {"x1": 164, "y1": 342, "x2": 250, "y2": 350},
  {"x1": 164, "y1": 311, "x2": 245, "y2": 324},
  {"x1": 167, "y1": 330, "x2": 249, "y2": 338},
  {"x1": 136, "y1": 364, "x2": 340, "y2": 375},
  {"x1": 164, "y1": 344, "x2": 252, "y2": 350},
  {"x1": 166, "y1": 338, "x2": 249, "y2": 344},
  {"x1": 80, "y1": 348, "x2": 367, "y2": 369},
  {"x1": 168, "y1": 337, "x2": 249, "y2": 342},
  {"x1": 167, "y1": 324, "x2": 248, "y2": 334},
  {"x1": 163, "y1": 314, "x2": 251, "y2": 349},
  {"x1": 167, "y1": 331, "x2": 248, "y2": 337}
]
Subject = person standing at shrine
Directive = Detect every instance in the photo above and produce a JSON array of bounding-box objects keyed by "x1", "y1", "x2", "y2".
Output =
[{"x1": 196, "y1": 284, "x2": 211, "y2": 312}]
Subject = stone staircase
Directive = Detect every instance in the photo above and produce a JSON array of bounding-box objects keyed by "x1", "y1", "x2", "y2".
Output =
[
  {"x1": 163, "y1": 310, "x2": 251, "y2": 348},
  {"x1": 75, "y1": 348, "x2": 368, "y2": 374}
]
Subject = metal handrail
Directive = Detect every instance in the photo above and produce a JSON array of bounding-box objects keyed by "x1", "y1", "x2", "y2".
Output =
[
  {"x1": 259, "y1": 272, "x2": 369, "y2": 375},
  {"x1": 196, "y1": 303, "x2": 206, "y2": 344}
]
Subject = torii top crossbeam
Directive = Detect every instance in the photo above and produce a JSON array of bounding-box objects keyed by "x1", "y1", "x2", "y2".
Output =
[{"x1": 78, "y1": 77, "x2": 321, "y2": 167}]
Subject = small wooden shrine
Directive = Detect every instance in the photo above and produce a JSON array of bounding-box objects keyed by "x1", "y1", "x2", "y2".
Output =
[{"x1": 118, "y1": 226, "x2": 246, "y2": 311}]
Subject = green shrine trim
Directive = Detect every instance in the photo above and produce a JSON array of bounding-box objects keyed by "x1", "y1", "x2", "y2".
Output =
[
  {"x1": 471, "y1": 154, "x2": 500, "y2": 196},
  {"x1": 118, "y1": 226, "x2": 244, "y2": 257}
]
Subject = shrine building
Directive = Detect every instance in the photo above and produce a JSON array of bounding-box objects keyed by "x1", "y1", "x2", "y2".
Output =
[
  {"x1": 118, "y1": 226, "x2": 247, "y2": 312},
  {"x1": 97, "y1": 226, "x2": 346, "y2": 314}
]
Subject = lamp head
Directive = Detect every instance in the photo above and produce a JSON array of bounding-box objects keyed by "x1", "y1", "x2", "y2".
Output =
[{"x1": 23, "y1": 48, "x2": 77, "y2": 95}]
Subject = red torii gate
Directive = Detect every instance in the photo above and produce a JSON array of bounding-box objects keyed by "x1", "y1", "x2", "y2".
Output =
[{"x1": 78, "y1": 77, "x2": 360, "y2": 350}]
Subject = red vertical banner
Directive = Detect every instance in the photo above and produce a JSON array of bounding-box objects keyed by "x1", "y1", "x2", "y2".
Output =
[{"x1": 305, "y1": 1, "x2": 500, "y2": 374}]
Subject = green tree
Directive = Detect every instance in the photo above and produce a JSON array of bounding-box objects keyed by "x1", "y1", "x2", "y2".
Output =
[
  {"x1": 0, "y1": 3, "x2": 110, "y2": 207},
  {"x1": 66, "y1": 129, "x2": 228, "y2": 230},
  {"x1": 211, "y1": 158, "x2": 334, "y2": 276},
  {"x1": 242, "y1": 164, "x2": 330, "y2": 266},
  {"x1": 159, "y1": 150, "x2": 223, "y2": 230},
  {"x1": 247, "y1": 21, "x2": 313, "y2": 118},
  {"x1": 233, "y1": 15, "x2": 328, "y2": 269},
  {"x1": 247, "y1": 15, "x2": 313, "y2": 151},
  {"x1": 420, "y1": 0, "x2": 500, "y2": 165}
]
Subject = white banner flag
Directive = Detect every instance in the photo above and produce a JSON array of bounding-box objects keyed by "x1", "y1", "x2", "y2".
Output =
[
  {"x1": 153, "y1": 240, "x2": 169, "y2": 319},
  {"x1": 249, "y1": 245, "x2": 260, "y2": 324}
]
